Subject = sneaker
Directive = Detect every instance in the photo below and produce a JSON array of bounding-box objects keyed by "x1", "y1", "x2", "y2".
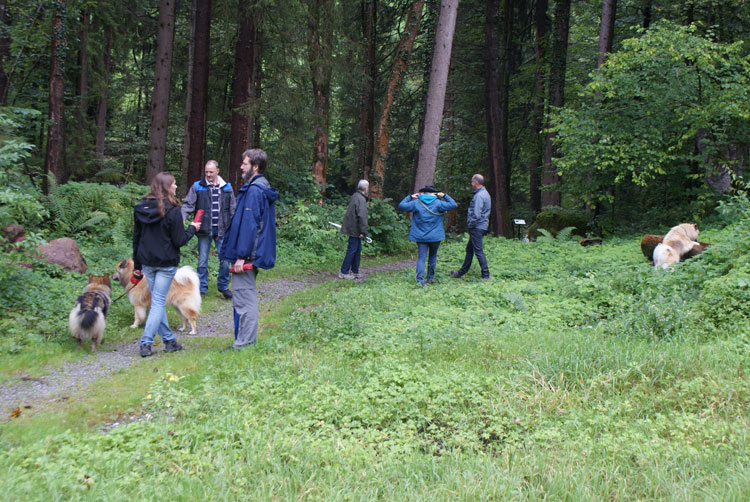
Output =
[
  {"x1": 140, "y1": 344, "x2": 153, "y2": 358},
  {"x1": 450, "y1": 271, "x2": 464, "y2": 278},
  {"x1": 164, "y1": 340, "x2": 183, "y2": 353},
  {"x1": 337, "y1": 272, "x2": 355, "y2": 279},
  {"x1": 219, "y1": 289, "x2": 233, "y2": 299}
]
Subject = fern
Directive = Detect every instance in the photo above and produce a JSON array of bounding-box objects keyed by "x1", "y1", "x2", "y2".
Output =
[
  {"x1": 555, "y1": 226, "x2": 577, "y2": 242},
  {"x1": 537, "y1": 228, "x2": 555, "y2": 243},
  {"x1": 501, "y1": 292, "x2": 526, "y2": 311}
]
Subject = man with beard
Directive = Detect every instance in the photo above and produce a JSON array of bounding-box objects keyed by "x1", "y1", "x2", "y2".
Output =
[{"x1": 220, "y1": 149, "x2": 278, "y2": 350}]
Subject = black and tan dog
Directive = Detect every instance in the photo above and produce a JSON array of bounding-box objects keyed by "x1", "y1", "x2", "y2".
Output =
[{"x1": 69, "y1": 274, "x2": 111, "y2": 352}]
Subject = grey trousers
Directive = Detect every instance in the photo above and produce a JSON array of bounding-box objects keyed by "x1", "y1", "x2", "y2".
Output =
[{"x1": 232, "y1": 268, "x2": 259, "y2": 348}]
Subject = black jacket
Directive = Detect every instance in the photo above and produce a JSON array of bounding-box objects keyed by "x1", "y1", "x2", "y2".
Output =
[
  {"x1": 133, "y1": 198, "x2": 196, "y2": 270},
  {"x1": 340, "y1": 191, "x2": 368, "y2": 237}
]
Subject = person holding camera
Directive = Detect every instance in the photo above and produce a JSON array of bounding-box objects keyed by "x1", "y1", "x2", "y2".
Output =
[{"x1": 397, "y1": 185, "x2": 457, "y2": 286}]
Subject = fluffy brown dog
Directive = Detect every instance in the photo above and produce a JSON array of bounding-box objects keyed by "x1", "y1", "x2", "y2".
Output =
[
  {"x1": 69, "y1": 274, "x2": 111, "y2": 352},
  {"x1": 112, "y1": 259, "x2": 201, "y2": 334},
  {"x1": 652, "y1": 223, "x2": 700, "y2": 269},
  {"x1": 641, "y1": 234, "x2": 711, "y2": 261}
]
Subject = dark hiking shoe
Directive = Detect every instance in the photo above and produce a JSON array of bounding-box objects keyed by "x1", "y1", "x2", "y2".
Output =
[
  {"x1": 140, "y1": 344, "x2": 153, "y2": 358},
  {"x1": 450, "y1": 271, "x2": 464, "y2": 278},
  {"x1": 164, "y1": 340, "x2": 183, "y2": 353},
  {"x1": 219, "y1": 289, "x2": 233, "y2": 299}
]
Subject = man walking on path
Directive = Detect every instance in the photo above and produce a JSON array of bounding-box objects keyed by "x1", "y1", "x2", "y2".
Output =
[
  {"x1": 339, "y1": 180, "x2": 369, "y2": 279},
  {"x1": 451, "y1": 174, "x2": 491, "y2": 280},
  {"x1": 182, "y1": 160, "x2": 236, "y2": 299},
  {"x1": 220, "y1": 149, "x2": 278, "y2": 349}
]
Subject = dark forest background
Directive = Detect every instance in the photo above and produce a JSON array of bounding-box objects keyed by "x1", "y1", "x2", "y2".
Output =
[{"x1": 2, "y1": 0, "x2": 750, "y2": 236}]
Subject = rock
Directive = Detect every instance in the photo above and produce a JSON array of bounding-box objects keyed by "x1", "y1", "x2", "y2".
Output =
[
  {"x1": 37, "y1": 238, "x2": 88, "y2": 273},
  {"x1": 2, "y1": 224, "x2": 25, "y2": 250},
  {"x1": 640, "y1": 234, "x2": 711, "y2": 261}
]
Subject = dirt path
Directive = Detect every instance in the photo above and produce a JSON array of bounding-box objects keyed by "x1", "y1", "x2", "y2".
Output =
[{"x1": 0, "y1": 260, "x2": 415, "y2": 420}]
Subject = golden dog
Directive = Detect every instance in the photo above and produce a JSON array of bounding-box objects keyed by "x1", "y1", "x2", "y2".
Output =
[
  {"x1": 112, "y1": 259, "x2": 201, "y2": 334},
  {"x1": 653, "y1": 223, "x2": 700, "y2": 269}
]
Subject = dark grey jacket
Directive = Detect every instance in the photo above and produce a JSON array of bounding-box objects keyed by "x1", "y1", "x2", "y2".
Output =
[
  {"x1": 341, "y1": 191, "x2": 368, "y2": 237},
  {"x1": 467, "y1": 186, "x2": 491, "y2": 231}
]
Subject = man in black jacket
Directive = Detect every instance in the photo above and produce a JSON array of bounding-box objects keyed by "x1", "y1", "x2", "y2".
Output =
[
  {"x1": 182, "y1": 160, "x2": 237, "y2": 298},
  {"x1": 339, "y1": 180, "x2": 369, "y2": 279}
]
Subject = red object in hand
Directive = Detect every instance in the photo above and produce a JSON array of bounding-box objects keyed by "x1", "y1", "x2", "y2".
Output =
[
  {"x1": 130, "y1": 271, "x2": 143, "y2": 285},
  {"x1": 194, "y1": 209, "x2": 204, "y2": 224},
  {"x1": 231, "y1": 263, "x2": 254, "y2": 274}
]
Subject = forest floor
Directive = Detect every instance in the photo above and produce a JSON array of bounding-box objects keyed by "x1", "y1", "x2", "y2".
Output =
[{"x1": 0, "y1": 259, "x2": 415, "y2": 420}]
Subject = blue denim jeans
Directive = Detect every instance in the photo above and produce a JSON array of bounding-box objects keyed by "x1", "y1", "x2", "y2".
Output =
[
  {"x1": 340, "y1": 236, "x2": 362, "y2": 275},
  {"x1": 197, "y1": 230, "x2": 230, "y2": 293},
  {"x1": 458, "y1": 228, "x2": 489, "y2": 278},
  {"x1": 416, "y1": 241, "x2": 440, "y2": 285},
  {"x1": 140, "y1": 265, "x2": 177, "y2": 346}
]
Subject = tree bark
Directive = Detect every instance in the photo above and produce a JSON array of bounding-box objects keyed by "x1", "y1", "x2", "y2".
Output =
[
  {"x1": 369, "y1": 0, "x2": 425, "y2": 199},
  {"x1": 307, "y1": 0, "x2": 334, "y2": 200},
  {"x1": 529, "y1": 0, "x2": 548, "y2": 213},
  {"x1": 642, "y1": 0, "x2": 651, "y2": 29},
  {"x1": 413, "y1": 0, "x2": 459, "y2": 193},
  {"x1": 180, "y1": 0, "x2": 197, "y2": 193},
  {"x1": 95, "y1": 26, "x2": 113, "y2": 161},
  {"x1": 483, "y1": 0, "x2": 512, "y2": 237},
  {"x1": 146, "y1": 0, "x2": 177, "y2": 183},
  {"x1": 76, "y1": 9, "x2": 89, "y2": 116},
  {"x1": 541, "y1": 0, "x2": 570, "y2": 208},
  {"x1": 0, "y1": 0, "x2": 9, "y2": 105},
  {"x1": 596, "y1": 0, "x2": 616, "y2": 68},
  {"x1": 183, "y1": 0, "x2": 211, "y2": 189},
  {"x1": 44, "y1": 0, "x2": 66, "y2": 191},
  {"x1": 229, "y1": 0, "x2": 262, "y2": 191},
  {"x1": 356, "y1": 0, "x2": 376, "y2": 181}
]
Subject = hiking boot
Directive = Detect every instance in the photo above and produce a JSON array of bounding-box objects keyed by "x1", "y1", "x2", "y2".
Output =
[
  {"x1": 219, "y1": 289, "x2": 233, "y2": 299},
  {"x1": 164, "y1": 340, "x2": 183, "y2": 353},
  {"x1": 140, "y1": 344, "x2": 153, "y2": 358},
  {"x1": 450, "y1": 271, "x2": 464, "y2": 278},
  {"x1": 338, "y1": 272, "x2": 355, "y2": 279}
]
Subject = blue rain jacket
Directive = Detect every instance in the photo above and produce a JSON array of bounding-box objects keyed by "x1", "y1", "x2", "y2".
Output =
[{"x1": 397, "y1": 193, "x2": 457, "y2": 242}]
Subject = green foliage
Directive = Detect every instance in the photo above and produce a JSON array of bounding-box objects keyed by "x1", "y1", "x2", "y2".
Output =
[
  {"x1": 537, "y1": 226, "x2": 577, "y2": 243},
  {"x1": 529, "y1": 206, "x2": 591, "y2": 239},
  {"x1": 552, "y1": 22, "x2": 750, "y2": 208},
  {"x1": 365, "y1": 198, "x2": 410, "y2": 254}
]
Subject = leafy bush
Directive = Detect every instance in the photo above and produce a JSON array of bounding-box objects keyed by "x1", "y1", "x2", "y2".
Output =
[{"x1": 366, "y1": 198, "x2": 410, "y2": 254}]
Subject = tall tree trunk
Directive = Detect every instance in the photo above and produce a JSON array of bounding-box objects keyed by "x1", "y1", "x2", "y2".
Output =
[
  {"x1": 597, "y1": 0, "x2": 616, "y2": 68},
  {"x1": 0, "y1": 0, "x2": 9, "y2": 105},
  {"x1": 77, "y1": 9, "x2": 89, "y2": 116},
  {"x1": 412, "y1": 0, "x2": 459, "y2": 192},
  {"x1": 95, "y1": 26, "x2": 113, "y2": 162},
  {"x1": 229, "y1": 0, "x2": 262, "y2": 191},
  {"x1": 356, "y1": 0, "x2": 376, "y2": 181},
  {"x1": 369, "y1": 0, "x2": 425, "y2": 199},
  {"x1": 483, "y1": 0, "x2": 512, "y2": 237},
  {"x1": 642, "y1": 0, "x2": 651, "y2": 29},
  {"x1": 307, "y1": 0, "x2": 334, "y2": 200},
  {"x1": 146, "y1": 0, "x2": 177, "y2": 183},
  {"x1": 45, "y1": 0, "x2": 66, "y2": 191},
  {"x1": 541, "y1": 0, "x2": 570, "y2": 208},
  {"x1": 528, "y1": 0, "x2": 547, "y2": 213},
  {"x1": 183, "y1": 0, "x2": 211, "y2": 189},
  {"x1": 180, "y1": 0, "x2": 197, "y2": 192}
]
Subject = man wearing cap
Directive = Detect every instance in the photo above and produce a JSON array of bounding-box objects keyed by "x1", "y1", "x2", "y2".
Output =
[
  {"x1": 451, "y1": 174, "x2": 491, "y2": 280},
  {"x1": 182, "y1": 160, "x2": 236, "y2": 298},
  {"x1": 398, "y1": 185, "x2": 457, "y2": 286}
]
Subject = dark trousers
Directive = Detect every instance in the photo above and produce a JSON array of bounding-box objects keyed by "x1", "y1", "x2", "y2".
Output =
[
  {"x1": 340, "y1": 236, "x2": 362, "y2": 274},
  {"x1": 458, "y1": 228, "x2": 489, "y2": 278}
]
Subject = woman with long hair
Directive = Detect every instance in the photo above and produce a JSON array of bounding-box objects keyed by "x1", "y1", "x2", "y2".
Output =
[{"x1": 133, "y1": 172, "x2": 201, "y2": 357}]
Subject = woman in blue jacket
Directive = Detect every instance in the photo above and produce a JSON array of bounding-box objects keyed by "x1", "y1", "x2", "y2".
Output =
[{"x1": 397, "y1": 185, "x2": 457, "y2": 285}]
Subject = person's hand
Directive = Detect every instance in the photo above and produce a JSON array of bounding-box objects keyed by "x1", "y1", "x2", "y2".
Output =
[
  {"x1": 437, "y1": 192, "x2": 444, "y2": 197},
  {"x1": 233, "y1": 259, "x2": 245, "y2": 273},
  {"x1": 359, "y1": 234, "x2": 364, "y2": 239},
  {"x1": 190, "y1": 221, "x2": 201, "y2": 231},
  {"x1": 411, "y1": 193, "x2": 419, "y2": 199},
  {"x1": 130, "y1": 270, "x2": 143, "y2": 285}
]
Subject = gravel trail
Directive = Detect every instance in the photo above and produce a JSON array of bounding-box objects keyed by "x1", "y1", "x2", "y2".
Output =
[{"x1": 1, "y1": 259, "x2": 415, "y2": 420}]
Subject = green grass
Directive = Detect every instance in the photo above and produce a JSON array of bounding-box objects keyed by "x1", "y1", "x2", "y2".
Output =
[{"x1": 2, "y1": 228, "x2": 750, "y2": 500}]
